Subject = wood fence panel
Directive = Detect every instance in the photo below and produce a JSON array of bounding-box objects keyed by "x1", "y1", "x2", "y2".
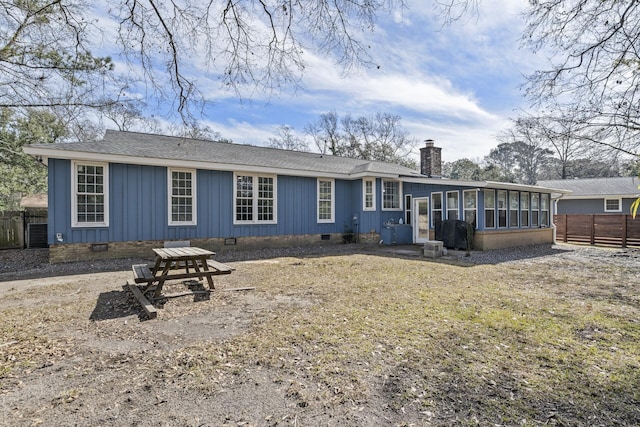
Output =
[
  {"x1": 0, "y1": 212, "x2": 22, "y2": 249},
  {"x1": 554, "y1": 214, "x2": 640, "y2": 248},
  {"x1": 626, "y1": 216, "x2": 640, "y2": 247}
]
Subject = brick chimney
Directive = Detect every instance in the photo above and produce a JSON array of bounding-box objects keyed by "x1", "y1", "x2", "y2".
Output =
[{"x1": 420, "y1": 139, "x2": 442, "y2": 177}]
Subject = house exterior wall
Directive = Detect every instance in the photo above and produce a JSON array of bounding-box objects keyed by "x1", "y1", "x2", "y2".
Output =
[
  {"x1": 555, "y1": 198, "x2": 635, "y2": 215},
  {"x1": 46, "y1": 158, "x2": 557, "y2": 261},
  {"x1": 49, "y1": 159, "x2": 364, "y2": 246}
]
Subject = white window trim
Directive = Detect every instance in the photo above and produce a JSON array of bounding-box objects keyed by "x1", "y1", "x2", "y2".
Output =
[
  {"x1": 463, "y1": 189, "x2": 477, "y2": 226},
  {"x1": 404, "y1": 194, "x2": 412, "y2": 225},
  {"x1": 520, "y1": 192, "x2": 530, "y2": 228},
  {"x1": 362, "y1": 178, "x2": 376, "y2": 211},
  {"x1": 233, "y1": 173, "x2": 278, "y2": 225},
  {"x1": 531, "y1": 193, "x2": 540, "y2": 227},
  {"x1": 497, "y1": 190, "x2": 508, "y2": 229},
  {"x1": 509, "y1": 191, "x2": 520, "y2": 228},
  {"x1": 446, "y1": 190, "x2": 459, "y2": 220},
  {"x1": 317, "y1": 178, "x2": 335, "y2": 223},
  {"x1": 431, "y1": 192, "x2": 443, "y2": 228},
  {"x1": 541, "y1": 193, "x2": 550, "y2": 227},
  {"x1": 168, "y1": 167, "x2": 197, "y2": 226},
  {"x1": 382, "y1": 179, "x2": 403, "y2": 211},
  {"x1": 484, "y1": 190, "x2": 495, "y2": 229},
  {"x1": 604, "y1": 198, "x2": 622, "y2": 213},
  {"x1": 71, "y1": 160, "x2": 109, "y2": 228}
]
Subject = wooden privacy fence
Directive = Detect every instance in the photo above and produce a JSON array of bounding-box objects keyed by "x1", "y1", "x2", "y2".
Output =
[
  {"x1": 554, "y1": 214, "x2": 640, "y2": 248},
  {"x1": 0, "y1": 211, "x2": 48, "y2": 250}
]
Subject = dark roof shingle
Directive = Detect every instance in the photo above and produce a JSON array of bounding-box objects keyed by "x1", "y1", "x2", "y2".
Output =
[{"x1": 28, "y1": 130, "x2": 422, "y2": 177}]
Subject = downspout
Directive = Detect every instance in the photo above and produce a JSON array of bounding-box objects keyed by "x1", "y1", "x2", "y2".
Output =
[{"x1": 551, "y1": 193, "x2": 564, "y2": 244}]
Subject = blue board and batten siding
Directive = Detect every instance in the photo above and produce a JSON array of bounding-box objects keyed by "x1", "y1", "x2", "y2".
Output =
[
  {"x1": 49, "y1": 159, "x2": 555, "y2": 246},
  {"x1": 49, "y1": 159, "x2": 363, "y2": 245}
]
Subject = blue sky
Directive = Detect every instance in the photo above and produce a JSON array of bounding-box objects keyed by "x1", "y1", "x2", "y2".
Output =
[{"x1": 98, "y1": 0, "x2": 541, "y2": 163}]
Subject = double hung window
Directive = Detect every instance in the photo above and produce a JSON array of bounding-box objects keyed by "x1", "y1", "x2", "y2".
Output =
[
  {"x1": 317, "y1": 179, "x2": 335, "y2": 223},
  {"x1": 73, "y1": 162, "x2": 109, "y2": 227},
  {"x1": 169, "y1": 168, "x2": 196, "y2": 225},
  {"x1": 363, "y1": 178, "x2": 376, "y2": 211}
]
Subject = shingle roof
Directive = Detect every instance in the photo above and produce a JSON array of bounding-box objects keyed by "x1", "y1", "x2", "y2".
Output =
[
  {"x1": 538, "y1": 177, "x2": 640, "y2": 198},
  {"x1": 26, "y1": 130, "x2": 423, "y2": 178}
]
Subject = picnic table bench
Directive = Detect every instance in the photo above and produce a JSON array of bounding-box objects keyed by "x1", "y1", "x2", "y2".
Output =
[{"x1": 125, "y1": 246, "x2": 235, "y2": 318}]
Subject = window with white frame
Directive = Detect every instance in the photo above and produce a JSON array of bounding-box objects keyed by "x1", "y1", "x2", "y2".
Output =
[
  {"x1": 497, "y1": 190, "x2": 507, "y2": 228},
  {"x1": 604, "y1": 198, "x2": 622, "y2": 212},
  {"x1": 463, "y1": 190, "x2": 477, "y2": 227},
  {"x1": 404, "y1": 194, "x2": 412, "y2": 225},
  {"x1": 541, "y1": 193, "x2": 550, "y2": 226},
  {"x1": 484, "y1": 190, "x2": 495, "y2": 229},
  {"x1": 431, "y1": 192, "x2": 443, "y2": 228},
  {"x1": 509, "y1": 191, "x2": 519, "y2": 227},
  {"x1": 382, "y1": 180, "x2": 402, "y2": 210},
  {"x1": 446, "y1": 191, "x2": 459, "y2": 220},
  {"x1": 234, "y1": 173, "x2": 276, "y2": 224},
  {"x1": 317, "y1": 179, "x2": 335, "y2": 223},
  {"x1": 521, "y1": 192, "x2": 530, "y2": 227},
  {"x1": 169, "y1": 168, "x2": 196, "y2": 225},
  {"x1": 363, "y1": 178, "x2": 376, "y2": 211},
  {"x1": 72, "y1": 161, "x2": 109, "y2": 227},
  {"x1": 531, "y1": 193, "x2": 540, "y2": 226}
]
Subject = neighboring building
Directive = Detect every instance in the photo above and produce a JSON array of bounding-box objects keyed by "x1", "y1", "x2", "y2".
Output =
[
  {"x1": 539, "y1": 177, "x2": 639, "y2": 215},
  {"x1": 24, "y1": 131, "x2": 566, "y2": 262}
]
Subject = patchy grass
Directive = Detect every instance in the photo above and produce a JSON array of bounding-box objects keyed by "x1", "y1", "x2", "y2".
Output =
[
  {"x1": 191, "y1": 253, "x2": 640, "y2": 425},
  {"x1": 2, "y1": 248, "x2": 640, "y2": 425}
]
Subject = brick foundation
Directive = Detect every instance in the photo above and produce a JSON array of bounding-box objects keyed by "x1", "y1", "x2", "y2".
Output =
[
  {"x1": 48, "y1": 232, "x2": 381, "y2": 263},
  {"x1": 473, "y1": 228, "x2": 553, "y2": 250}
]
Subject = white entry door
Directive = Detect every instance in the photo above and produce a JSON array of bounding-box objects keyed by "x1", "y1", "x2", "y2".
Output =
[{"x1": 413, "y1": 197, "x2": 430, "y2": 244}]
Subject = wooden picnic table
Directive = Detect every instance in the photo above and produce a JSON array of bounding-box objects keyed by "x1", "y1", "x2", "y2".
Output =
[{"x1": 125, "y1": 246, "x2": 235, "y2": 318}]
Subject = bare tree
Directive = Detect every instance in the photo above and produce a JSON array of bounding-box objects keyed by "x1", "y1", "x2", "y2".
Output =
[
  {"x1": 305, "y1": 111, "x2": 342, "y2": 155},
  {"x1": 305, "y1": 111, "x2": 418, "y2": 168},
  {"x1": 168, "y1": 121, "x2": 231, "y2": 142},
  {"x1": 2, "y1": 0, "x2": 405, "y2": 122},
  {"x1": 267, "y1": 125, "x2": 309, "y2": 151},
  {"x1": 524, "y1": 0, "x2": 640, "y2": 155},
  {"x1": 494, "y1": 117, "x2": 554, "y2": 184},
  {"x1": 100, "y1": 101, "x2": 160, "y2": 134},
  {"x1": 0, "y1": 0, "x2": 115, "y2": 111}
]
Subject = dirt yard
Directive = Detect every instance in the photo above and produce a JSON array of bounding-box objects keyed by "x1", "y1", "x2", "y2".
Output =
[{"x1": 1, "y1": 244, "x2": 639, "y2": 426}]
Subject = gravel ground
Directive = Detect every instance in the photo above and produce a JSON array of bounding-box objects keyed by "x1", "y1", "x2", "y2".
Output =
[{"x1": 2, "y1": 242, "x2": 639, "y2": 282}]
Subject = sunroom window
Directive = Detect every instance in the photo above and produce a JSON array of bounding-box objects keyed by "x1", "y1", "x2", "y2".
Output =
[
  {"x1": 446, "y1": 191, "x2": 459, "y2": 220},
  {"x1": 463, "y1": 190, "x2": 477, "y2": 228},
  {"x1": 484, "y1": 190, "x2": 495, "y2": 229},
  {"x1": 431, "y1": 192, "x2": 443, "y2": 228}
]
